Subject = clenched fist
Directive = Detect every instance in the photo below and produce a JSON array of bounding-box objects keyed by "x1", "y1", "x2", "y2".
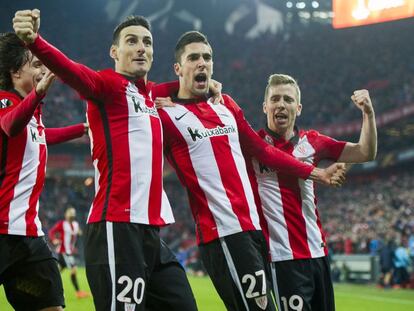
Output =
[
  {"x1": 13, "y1": 9, "x2": 40, "y2": 44},
  {"x1": 351, "y1": 89, "x2": 374, "y2": 116}
]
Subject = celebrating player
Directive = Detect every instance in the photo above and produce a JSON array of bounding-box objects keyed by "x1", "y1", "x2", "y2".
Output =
[
  {"x1": 250, "y1": 74, "x2": 377, "y2": 311},
  {"x1": 0, "y1": 32, "x2": 87, "y2": 311}
]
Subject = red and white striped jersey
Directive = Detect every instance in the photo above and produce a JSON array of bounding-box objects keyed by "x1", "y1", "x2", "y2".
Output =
[
  {"x1": 29, "y1": 36, "x2": 174, "y2": 226},
  {"x1": 0, "y1": 90, "x2": 46, "y2": 237},
  {"x1": 158, "y1": 94, "x2": 314, "y2": 244},
  {"x1": 251, "y1": 127, "x2": 346, "y2": 261},
  {"x1": 49, "y1": 220, "x2": 80, "y2": 255}
]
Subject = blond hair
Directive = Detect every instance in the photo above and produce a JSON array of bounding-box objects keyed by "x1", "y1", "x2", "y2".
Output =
[{"x1": 264, "y1": 74, "x2": 301, "y2": 103}]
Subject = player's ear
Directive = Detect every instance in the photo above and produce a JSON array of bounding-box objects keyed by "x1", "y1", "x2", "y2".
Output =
[
  {"x1": 11, "y1": 70, "x2": 21, "y2": 79},
  {"x1": 263, "y1": 102, "x2": 267, "y2": 114},
  {"x1": 296, "y1": 103, "x2": 302, "y2": 117},
  {"x1": 174, "y1": 62, "x2": 181, "y2": 77},
  {"x1": 109, "y1": 45, "x2": 118, "y2": 61}
]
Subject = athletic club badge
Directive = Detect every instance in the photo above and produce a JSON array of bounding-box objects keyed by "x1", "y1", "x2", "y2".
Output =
[
  {"x1": 264, "y1": 135, "x2": 274, "y2": 146},
  {"x1": 255, "y1": 295, "x2": 268, "y2": 310}
]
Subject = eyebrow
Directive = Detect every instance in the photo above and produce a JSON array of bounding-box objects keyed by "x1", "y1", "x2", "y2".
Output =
[{"x1": 124, "y1": 34, "x2": 152, "y2": 40}]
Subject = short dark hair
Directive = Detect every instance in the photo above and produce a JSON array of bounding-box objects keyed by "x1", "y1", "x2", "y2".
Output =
[
  {"x1": 112, "y1": 16, "x2": 151, "y2": 45},
  {"x1": 174, "y1": 31, "x2": 211, "y2": 63},
  {"x1": 0, "y1": 33, "x2": 30, "y2": 90}
]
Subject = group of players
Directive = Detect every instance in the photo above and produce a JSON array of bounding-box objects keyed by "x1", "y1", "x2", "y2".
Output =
[{"x1": 0, "y1": 8, "x2": 377, "y2": 311}]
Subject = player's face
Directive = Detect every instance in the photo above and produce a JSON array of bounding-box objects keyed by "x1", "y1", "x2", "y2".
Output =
[
  {"x1": 263, "y1": 84, "x2": 302, "y2": 136},
  {"x1": 16, "y1": 53, "x2": 46, "y2": 95},
  {"x1": 174, "y1": 42, "x2": 213, "y2": 98},
  {"x1": 111, "y1": 25, "x2": 153, "y2": 79}
]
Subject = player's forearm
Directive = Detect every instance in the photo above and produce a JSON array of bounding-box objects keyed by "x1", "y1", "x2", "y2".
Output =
[
  {"x1": 358, "y1": 111, "x2": 377, "y2": 161},
  {"x1": 239, "y1": 120, "x2": 313, "y2": 179},
  {"x1": 28, "y1": 35, "x2": 99, "y2": 99},
  {"x1": 152, "y1": 81, "x2": 180, "y2": 100},
  {"x1": 45, "y1": 123, "x2": 86, "y2": 145},
  {"x1": 0, "y1": 89, "x2": 43, "y2": 137}
]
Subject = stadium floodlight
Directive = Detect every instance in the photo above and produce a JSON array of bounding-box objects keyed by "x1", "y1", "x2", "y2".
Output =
[
  {"x1": 286, "y1": 1, "x2": 293, "y2": 8},
  {"x1": 333, "y1": 0, "x2": 414, "y2": 28},
  {"x1": 312, "y1": 1, "x2": 320, "y2": 9},
  {"x1": 296, "y1": 2, "x2": 306, "y2": 9}
]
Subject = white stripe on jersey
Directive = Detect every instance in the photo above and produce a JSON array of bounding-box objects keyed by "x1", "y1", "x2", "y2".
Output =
[
  {"x1": 209, "y1": 103, "x2": 260, "y2": 228},
  {"x1": 126, "y1": 83, "x2": 151, "y2": 223},
  {"x1": 88, "y1": 158, "x2": 100, "y2": 221},
  {"x1": 254, "y1": 161, "x2": 293, "y2": 261},
  {"x1": 8, "y1": 120, "x2": 43, "y2": 236},
  {"x1": 298, "y1": 179, "x2": 325, "y2": 258},
  {"x1": 163, "y1": 104, "x2": 243, "y2": 237},
  {"x1": 161, "y1": 190, "x2": 174, "y2": 223},
  {"x1": 294, "y1": 136, "x2": 325, "y2": 259}
]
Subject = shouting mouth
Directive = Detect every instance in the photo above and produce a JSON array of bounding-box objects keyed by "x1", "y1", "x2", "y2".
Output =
[{"x1": 194, "y1": 72, "x2": 207, "y2": 89}]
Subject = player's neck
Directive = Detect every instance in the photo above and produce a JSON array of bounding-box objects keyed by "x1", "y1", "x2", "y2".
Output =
[
  {"x1": 177, "y1": 88, "x2": 206, "y2": 100},
  {"x1": 13, "y1": 85, "x2": 29, "y2": 98}
]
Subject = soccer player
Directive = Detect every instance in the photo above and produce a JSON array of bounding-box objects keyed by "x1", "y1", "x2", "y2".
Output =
[
  {"x1": 49, "y1": 207, "x2": 90, "y2": 299},
  {"x1": 13, "y1": 9, "x2": 198, "y2": 311},
  {"x1": 250, "y1": 74, "x2": 377, "y2": 311},
  {"x1": 0, "y1": 32, "x2": 87, "y2": 311},
  {"x1": 153, "y1": 31, "x2": 344, "y2": 311}
]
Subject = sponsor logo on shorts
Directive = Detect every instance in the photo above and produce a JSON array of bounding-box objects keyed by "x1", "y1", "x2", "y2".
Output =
[
  {"x1": 255, "y1": 295, "x2": 268, "y2": 310},
  {"x1": 124, "y1": 303, "x2": 136, "y2": 311}
]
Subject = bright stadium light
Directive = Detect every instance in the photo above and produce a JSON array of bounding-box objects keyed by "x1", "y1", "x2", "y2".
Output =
[
  {"x1": 286, "y1": 1, "x2": 293, "y2": 8},
  {"x1": 312, "y1": 1, "x2": 320, "y2": 9},
  {"x1": 296, "y1": 2, "x2": 306, "y2": 9}
]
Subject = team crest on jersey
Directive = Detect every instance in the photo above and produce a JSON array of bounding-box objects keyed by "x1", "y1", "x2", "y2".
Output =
[
  {"x1": 30, "y1": 126, "x2": 46, "y2": 144},
  {"x1": 0, "y1": 98, "x2": 13, "y2": 108},
  {"x1": 255, "y1": 295, "x2": 268, "y2": 310},
  {"x1": 293, "y1": 138, "x2": 315, "y2": 159},
  {"x1": 264, "y1": 135, "x2": 274, "y2": 146}
]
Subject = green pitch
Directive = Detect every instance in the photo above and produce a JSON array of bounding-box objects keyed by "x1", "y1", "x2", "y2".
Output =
[{"x1": 1, "y1": 268, "x2": 413, "y2": 310}]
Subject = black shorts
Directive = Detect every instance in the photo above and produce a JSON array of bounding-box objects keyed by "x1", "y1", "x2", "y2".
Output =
[
  {"x1": 199, "y1": 230, "x2": 275, "y2": 311},
  {"x1": 0, "y1": 235, "x2": 65, "y2": 310},
  {"x1": 271, "y1": 256, "x2": 335, "y2": 311},
  {"x1": 84, "y1": 221, "x2": 197, "y2": 311}
]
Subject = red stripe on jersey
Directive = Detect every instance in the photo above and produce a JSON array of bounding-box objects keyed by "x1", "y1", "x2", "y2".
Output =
[
  {"x1": 186, "y1": 105, "x2": 255, "y2": 232},
  {"x1": 148, "y1": 109, "x2": 163, "y2": 224},
  {"x1": 0, "y1": 132, "x2": 27, "y2": 234},
  {"x1": 277, "y1": 172, "x2": 312, "y2": 258},
  {"x1": 104, "y1": 95, "x2": 131, "y2": 222},
  {"x1": 159, "y1": 109, "x2": 218, "y2": 243}
]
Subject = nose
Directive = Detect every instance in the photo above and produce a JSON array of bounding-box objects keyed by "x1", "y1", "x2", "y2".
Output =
[
  {"x1": 137, "y1": 41, "x2": 145, "y2": 54},
  {"x1": 197, "y1": 58, "x2": 206, "y2": 70},
  {"x1": 275, "y1": 99, "x2": 286, "y2": 109},
  {"x1": 40, "y1": 64, "x2": 47, "y2": 75}
]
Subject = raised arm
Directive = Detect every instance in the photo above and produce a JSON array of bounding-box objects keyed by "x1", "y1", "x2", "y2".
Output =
[
  {"x1": 13, "y1": 9, "x2": 105, "y2": 99},
  {"x1": 338, "y1": 89, "x2": 377, "y2": 163}
]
